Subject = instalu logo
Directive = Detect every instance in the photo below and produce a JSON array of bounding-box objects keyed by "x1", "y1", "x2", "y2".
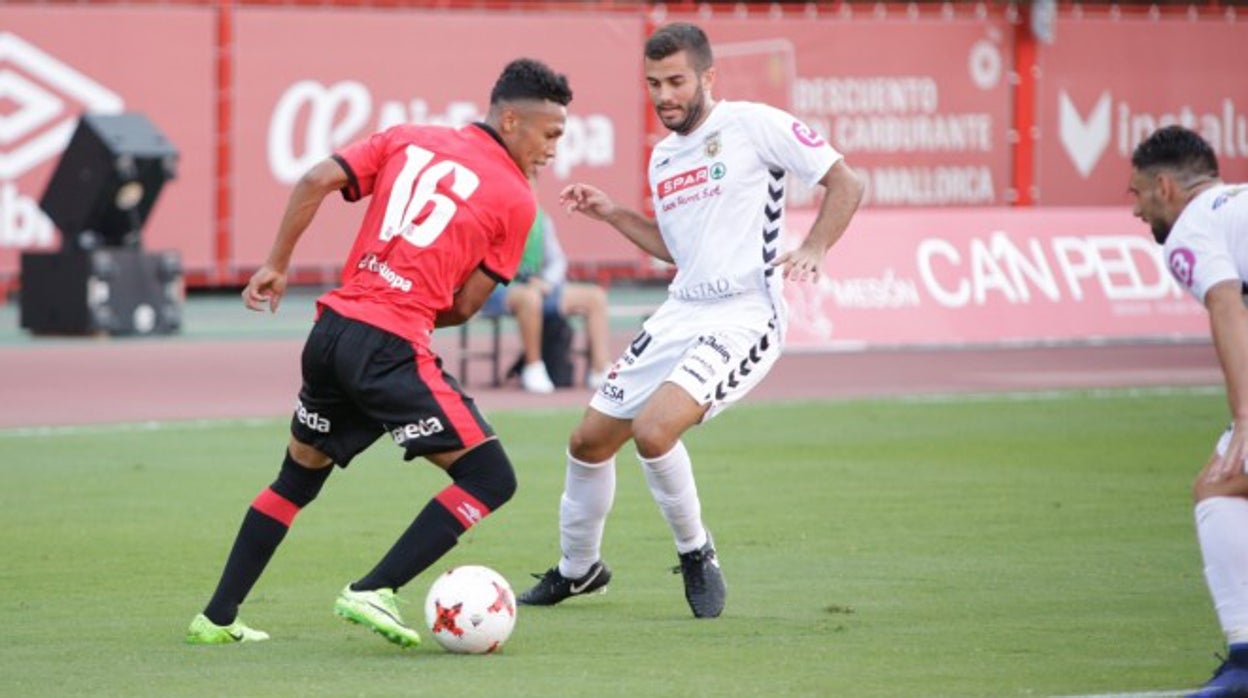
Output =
[
  {"x1": 0, "y1": 33, "x2": 123, "y2": 180},
  {"x1": 1059, "y1": 90, "x2": 1112, "y2": 179}
]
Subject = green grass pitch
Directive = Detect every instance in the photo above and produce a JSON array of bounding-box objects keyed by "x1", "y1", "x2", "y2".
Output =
[{"x1": 0, "y1": 389, "x2": 1228, "y2": 697}]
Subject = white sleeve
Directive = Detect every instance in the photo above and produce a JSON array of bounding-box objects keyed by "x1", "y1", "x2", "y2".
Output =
[
  {"x1": 1167, "y1": 220, "x2": 1238, "y2": 304},
  {"x1": 738, "y1": 102, "x2": 841, "y2": 188}
]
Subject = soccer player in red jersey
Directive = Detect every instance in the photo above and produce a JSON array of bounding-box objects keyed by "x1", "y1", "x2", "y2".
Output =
[{"x1": 186, "y1": 58, "x2": 572, "y2": 647}]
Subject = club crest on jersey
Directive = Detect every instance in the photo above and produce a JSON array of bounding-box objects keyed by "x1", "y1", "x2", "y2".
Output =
[{"x1": 703, "y1": 131, "x2": 722, "y2": 158}]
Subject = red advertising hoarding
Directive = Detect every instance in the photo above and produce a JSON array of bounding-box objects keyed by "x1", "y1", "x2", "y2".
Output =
[
  {"x1": 668, "y1": 15, "x2": 1015, "y2": 208},
  {"x1": 1036, "y1": 17, "x2": 1248, "y2": 205},
  {"x1": 783, "y1": 207, "x2": 1207, "y2": 350},
  {"x1": 232, "y1": 8, "x2": 646, "y2": 275},
  {"x1": 0, "y1": 7, "x2": 215, "y2": 285}
]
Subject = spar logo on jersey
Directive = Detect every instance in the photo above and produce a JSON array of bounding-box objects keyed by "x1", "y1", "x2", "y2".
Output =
[
  {"x1": 1168, "y1": 248, "x2": 1196, "y2": 288},
  {"x1": 657, "y1": 166, "x2": 709, "y2": 199},
  {"x1": 792, "y1": 120, "x2": 826, "y2": 147}
]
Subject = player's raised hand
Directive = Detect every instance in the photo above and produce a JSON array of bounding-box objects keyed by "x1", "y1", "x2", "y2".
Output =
[
  {"x1": 242, "y1": 264, "x2": 287, "y2": 313},
  {"x1": 559, "y1": 183, "x2": 615, "y2": 221},
  {"x1": 771, "y1": 243, "x2": 826, "y2": 283}
]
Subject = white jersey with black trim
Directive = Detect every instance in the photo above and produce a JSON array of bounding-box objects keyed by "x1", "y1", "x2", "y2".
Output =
[
  {"x1": 1163, "y1": 183, "x2": 1248, "y2": 304},
  {"x1": 648, "y1": 100, "x2": 841, "y2": 306}
]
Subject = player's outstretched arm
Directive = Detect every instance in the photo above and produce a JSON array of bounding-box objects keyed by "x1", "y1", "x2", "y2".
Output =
[
  {"x1": 243, "y1": 158, "x2": 348, "y2": 313},
  {"x1": 772, "y1": 159, "x2": 865, "y2": 283},
  {"x1": 1206, "y1": 280, "x2": 1248, "y2": 482},
  {"x1": 559, "y1": 183, "x2": 673, "y2": 263}
]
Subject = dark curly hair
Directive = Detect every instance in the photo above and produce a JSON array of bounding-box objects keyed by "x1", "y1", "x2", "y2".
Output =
[
  {"x1": 645, "y1": 22, "x2": 713, "y2": 73},
  {"x1": 489, "y1": 58, "x2": 572, "y2": 107},
  {"x1": 1131, "y1": 124, "x2": 1219, "y2": 178}
]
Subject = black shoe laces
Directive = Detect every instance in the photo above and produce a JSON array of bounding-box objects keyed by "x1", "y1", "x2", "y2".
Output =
[{"x1": 673, "y1": 548, "x2": 710, "y2": 577}]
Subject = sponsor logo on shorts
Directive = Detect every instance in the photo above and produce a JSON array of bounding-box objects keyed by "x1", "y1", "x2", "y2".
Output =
[
  {"x1": 672, "y1": 278, "x2": 734, "y2": 301},
  {"x1": 357, "y1": 253, "x2": 413, "y2": 292},
  {"x1": 599, "y1": 383, "x2": 625, "y2": 403},
  {"x1": 680, "y1": 365, "x2": 708, "y2": 384},
  {"x1": 295, "y1": 400, "x2": 331, "y2": 433},
  {"x1": 629, "y1": 331, "x2": 652, "y2": 358},
  {"x1": 688, "y1": 355, "x2": 715, "y2": 373},
  {"x1": 697, "y1": 335, "x2": 732, "y2": 364},
  {"x1": 390, "y1": 417, "x2": 445, "y2": 445}
]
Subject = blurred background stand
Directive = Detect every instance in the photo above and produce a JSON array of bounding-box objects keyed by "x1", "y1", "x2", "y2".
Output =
[{"x1": 19, "y1": 112, "x2": 182, "y2": 336}]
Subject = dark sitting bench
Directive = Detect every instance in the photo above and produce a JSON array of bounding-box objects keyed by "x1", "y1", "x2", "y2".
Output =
[
  {"x1": 457, "y1": 303, "x2": 656, "y2": 388},
  {"x1": 457, "y1": 309, "x2": 512, "y2": 388}
]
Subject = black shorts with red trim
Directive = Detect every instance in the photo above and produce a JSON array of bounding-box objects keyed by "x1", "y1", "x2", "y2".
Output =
[{"x1": 290, "y1": 308, "x2": 494, "y2": 466}]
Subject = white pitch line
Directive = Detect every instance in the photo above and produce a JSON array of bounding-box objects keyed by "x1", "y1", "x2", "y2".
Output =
[
  {"x1": 1050, "y1": 689, "x2": 1196, "y2": 698},
  {"x1": 0, "y1": 385, "x2": 1224, "y2": 439},
  {"x1": 890, "y1": 385, "x2": 1222, "y2": 405},
  {"x1": 0, "y1": 417, "x2": 279, "y2": 439}
]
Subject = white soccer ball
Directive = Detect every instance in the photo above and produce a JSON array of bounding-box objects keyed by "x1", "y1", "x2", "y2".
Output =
[{"x1": 424, "y1": 565, "x2": 517, "y2": 654}]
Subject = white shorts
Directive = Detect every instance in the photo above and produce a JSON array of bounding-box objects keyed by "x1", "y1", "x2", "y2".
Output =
[{"x1": 589, "y1": 295, "x2": 784, "y2": 422}]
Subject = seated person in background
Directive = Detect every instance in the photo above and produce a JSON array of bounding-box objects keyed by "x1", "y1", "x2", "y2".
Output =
[{"x1": 482, "y1": 208, "x2": 611, "y2": 393}]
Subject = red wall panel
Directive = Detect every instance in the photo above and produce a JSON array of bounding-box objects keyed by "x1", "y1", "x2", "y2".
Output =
[
  {"x1": 667, "y1": 15, "x2": 1015, "y2": 208},
  {"x1": 1036, "y1": 17, "x2": 1248, "y2": 205},
  {"x1": 784, "y1": 207, "x2": 1206, "y2": 349},
  {"x1": 0, "y1": 7, "x2": 216, "y2": 284},
  {"x1": 231, "y1": 8, "x2": 646, "y2": 276}
]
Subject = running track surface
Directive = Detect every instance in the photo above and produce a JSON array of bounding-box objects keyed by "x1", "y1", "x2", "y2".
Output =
[{"x1": 0, "y1": 329, "x2": 1222, "y2": 429}]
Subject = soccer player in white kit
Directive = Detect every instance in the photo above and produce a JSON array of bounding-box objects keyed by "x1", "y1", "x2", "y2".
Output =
[
  {"x1": 1129, "y1": 125, "x2": 1248, "y2": 696},
  {"x1": 517, "y1": 22, "x2": 865, "y2": 618}
]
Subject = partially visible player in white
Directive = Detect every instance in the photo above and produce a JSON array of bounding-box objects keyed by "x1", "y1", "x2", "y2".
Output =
[
  {"x1": 1129, "y1": 124, "x2": 1248, "y2": 697},
  {"x1": 516, "y1": 22, "x2": 864, "y2": 618}
]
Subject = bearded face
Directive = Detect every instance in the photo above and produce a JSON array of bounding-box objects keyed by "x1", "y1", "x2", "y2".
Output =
[
  {"x1": 656, "y1": 77, "x2": 708, "y2": 135},
  {"x1": 1129, "y1": 169, "x2": 1175, "y2": 244},
  {"x1": 646, "y1": 51, "x2": 714, "y2": 136}
]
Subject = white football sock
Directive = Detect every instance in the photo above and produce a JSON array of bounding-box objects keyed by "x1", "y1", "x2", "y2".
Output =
[
  {"x1": 558, "y1": 451, "x2": 615, "y2": 580},
  {"x1": 639, "y1": 441, "x2": 707, "y2": 554},
  {"x1": 1195, "y1": 496, "x2": 1248, "y2": 644}
]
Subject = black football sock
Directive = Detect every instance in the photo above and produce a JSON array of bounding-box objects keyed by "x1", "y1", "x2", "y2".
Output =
[
  {"x1": 202, "y1": 452, "x2": 331, "y2": 625},
  {"x1": 353, "y1": 440, "x2": 515, "y2": 592}
]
